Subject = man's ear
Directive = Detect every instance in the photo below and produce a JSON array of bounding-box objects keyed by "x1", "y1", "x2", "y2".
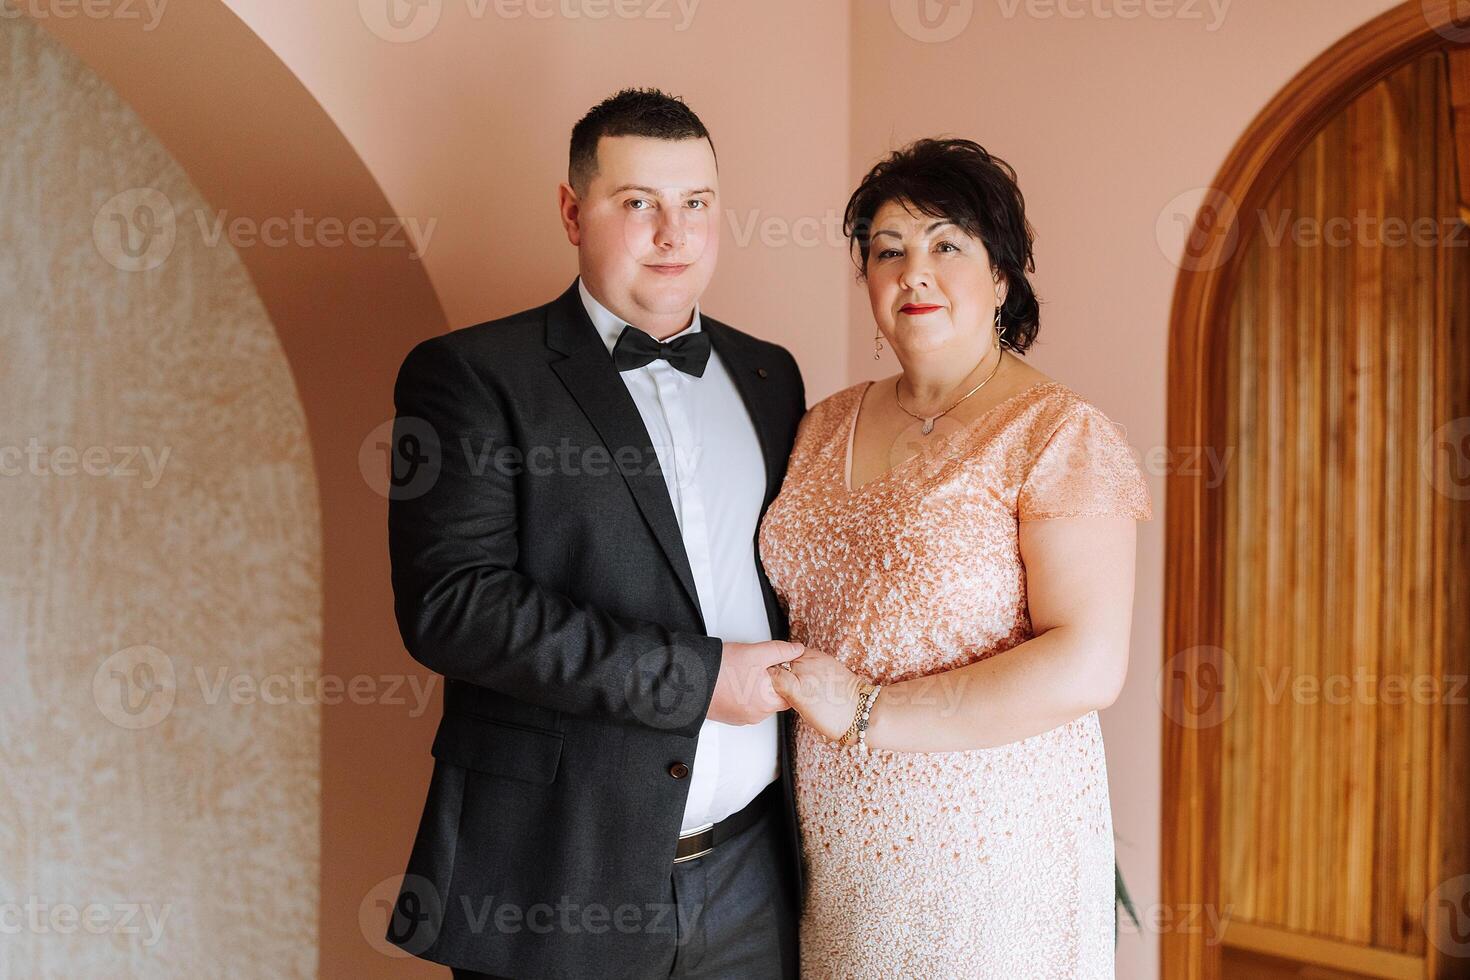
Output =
[{"x1": 557, "y1": 182, "x2": 582, "y2": 247}]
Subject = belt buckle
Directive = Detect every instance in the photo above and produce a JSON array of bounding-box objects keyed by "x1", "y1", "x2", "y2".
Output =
[{"x1": 673, "y1": 821, "x2": 714, "y2": 864}]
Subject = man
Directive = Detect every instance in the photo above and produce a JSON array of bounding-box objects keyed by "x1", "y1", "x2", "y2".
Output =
[{"x1": 385, "y1": 88, "x2": 807, "y2": 979}]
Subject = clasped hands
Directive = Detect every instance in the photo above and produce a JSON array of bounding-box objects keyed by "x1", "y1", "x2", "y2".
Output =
[{"x1": 706, "y1": 639, "x2": 867, "y2": 742}]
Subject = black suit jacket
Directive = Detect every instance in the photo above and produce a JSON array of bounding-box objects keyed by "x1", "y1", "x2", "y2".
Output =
[{"x1": 385, "y1": 280, "x2": 807, "y2": 978}]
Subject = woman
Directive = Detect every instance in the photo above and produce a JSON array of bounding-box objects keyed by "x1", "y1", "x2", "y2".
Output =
[{"x1": 757, "y1": 138, "x2": 1151, "y2": 977}]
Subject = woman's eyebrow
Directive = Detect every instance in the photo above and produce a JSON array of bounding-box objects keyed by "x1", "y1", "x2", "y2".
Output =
[{"x1": 873, "y1": 220, "x2": 954, "y2": 240}]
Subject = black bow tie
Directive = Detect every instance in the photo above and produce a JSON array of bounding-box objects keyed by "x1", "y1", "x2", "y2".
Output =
[{"x1": 611, "y1": 324, "x2": 712, "y2": 378}]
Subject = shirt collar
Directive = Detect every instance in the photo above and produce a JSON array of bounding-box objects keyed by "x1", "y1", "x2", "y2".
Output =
[{"x1": 577, "y1": 276, "x2": 703, "y2": 360}]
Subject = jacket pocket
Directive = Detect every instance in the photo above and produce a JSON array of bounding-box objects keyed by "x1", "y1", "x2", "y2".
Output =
[{"x1": 429, "y1": 711, "x2": 564, "y2": 785}]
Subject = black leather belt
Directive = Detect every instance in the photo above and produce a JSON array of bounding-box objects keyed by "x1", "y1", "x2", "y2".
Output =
[{"x1": 673, "y1": 780, "x2": 780, "y2": 864}]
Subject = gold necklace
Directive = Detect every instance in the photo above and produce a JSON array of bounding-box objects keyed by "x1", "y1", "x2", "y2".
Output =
[{"x1": 894, "y1": 350, "x2": 1004, "y2": 435}]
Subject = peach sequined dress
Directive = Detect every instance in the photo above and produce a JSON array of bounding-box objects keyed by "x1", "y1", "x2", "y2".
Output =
[{"x1": 756, "y1": 378, "x2": 1152, "y2": 979}]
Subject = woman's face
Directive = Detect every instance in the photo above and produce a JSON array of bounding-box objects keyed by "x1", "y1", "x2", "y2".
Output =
[{"x1": 864, "y1": 199, "x2": 1005, "y2": 359}]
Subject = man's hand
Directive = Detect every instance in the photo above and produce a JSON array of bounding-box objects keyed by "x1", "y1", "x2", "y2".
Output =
[{"x1": 706, "y1": 640, "x2": 804, "y2": 725}]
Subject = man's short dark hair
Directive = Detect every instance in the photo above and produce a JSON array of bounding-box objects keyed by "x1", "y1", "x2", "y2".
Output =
[{"x1": 568, "y1": 88, "x2": 715, "y2": 193}]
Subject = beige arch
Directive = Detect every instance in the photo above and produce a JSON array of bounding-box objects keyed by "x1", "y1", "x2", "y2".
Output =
[{"x1": 18, "y1": 4, "x2": 448, "y2": 976}]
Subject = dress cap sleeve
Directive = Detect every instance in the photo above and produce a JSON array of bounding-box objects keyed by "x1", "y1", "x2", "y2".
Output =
[{"x1": 1017, "y1": 403, "x2": 1152, "y2": 521}]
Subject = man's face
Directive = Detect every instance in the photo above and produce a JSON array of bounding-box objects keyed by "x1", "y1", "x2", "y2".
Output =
[{"x1": 559, "y1": 135, "x2": 720, "y2": 330}]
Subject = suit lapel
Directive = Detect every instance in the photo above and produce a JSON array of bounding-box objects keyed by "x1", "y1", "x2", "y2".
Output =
[{"x1": 545, "y1": 283, "x2": 705, "y2": 626}]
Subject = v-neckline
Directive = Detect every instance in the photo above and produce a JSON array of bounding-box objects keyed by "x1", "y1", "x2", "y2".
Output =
[{"x1": 842, "y1": 378, "x2": 1060, "y2": 494}]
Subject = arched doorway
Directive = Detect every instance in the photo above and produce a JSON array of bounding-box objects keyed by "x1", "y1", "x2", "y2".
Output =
[{"x1": 1163, "y1": 2, "x2": 1470, "y2": 977}]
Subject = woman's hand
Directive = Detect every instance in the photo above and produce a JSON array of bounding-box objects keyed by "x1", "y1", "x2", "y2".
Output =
[{"x1": 768, "y1": 646, "x2": 866, "y2": 743}]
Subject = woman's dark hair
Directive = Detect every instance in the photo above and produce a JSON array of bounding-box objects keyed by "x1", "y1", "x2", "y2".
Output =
[{"x1": 843, "y1": 138, "x2": 1040, "y2": 353}]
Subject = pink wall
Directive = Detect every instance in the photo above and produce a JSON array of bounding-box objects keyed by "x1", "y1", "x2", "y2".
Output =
[{"x1": 221, "y1": 0, "x2": 855, "y2": 402}]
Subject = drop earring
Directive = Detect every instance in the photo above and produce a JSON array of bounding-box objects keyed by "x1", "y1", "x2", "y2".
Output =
[{"x1": 874, "y1": 329, "x2": 884, "y2": 359}]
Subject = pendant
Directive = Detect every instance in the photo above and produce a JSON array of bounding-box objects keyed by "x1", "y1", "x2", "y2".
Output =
[{"x1": 921, "y1": 417, "x2": 935, "y2": 435}]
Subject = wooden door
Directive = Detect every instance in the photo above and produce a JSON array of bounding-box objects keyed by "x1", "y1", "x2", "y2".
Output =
[{"x1": 1213, "y1": 50, "x2": 1470, "y2": 980}]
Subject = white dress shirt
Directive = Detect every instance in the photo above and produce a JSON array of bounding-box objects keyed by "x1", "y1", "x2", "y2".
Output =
[{"x1": 577, "y1": 278, "x2": 779, "y2": 833}]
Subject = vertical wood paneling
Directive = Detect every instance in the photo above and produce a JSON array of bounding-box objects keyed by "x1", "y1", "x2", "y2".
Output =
[
  {"x1": 1223, "y1": 236, "x2": 1254, "y2": 915},
  {"x1": 1432, "y1": 49, "x2": 1470, "y2": 980},
  {"x1": 1344, "y1": 82, "x2": 1383, "y2": 948},
  {"x1": 1220, "y1": 51, "x2": 1468, "y2": 971},
  {"x1": 1162, "y1": 8, "x2": 1470, "y2": 978}
]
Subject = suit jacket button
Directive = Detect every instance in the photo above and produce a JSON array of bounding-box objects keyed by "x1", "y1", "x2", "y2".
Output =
[
  {"x1": 668, "y1": 762, "x2": 690, "y2": 779},
  {"x1": 757, "y1": 367, "x2": 768, "y2": 378}
]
